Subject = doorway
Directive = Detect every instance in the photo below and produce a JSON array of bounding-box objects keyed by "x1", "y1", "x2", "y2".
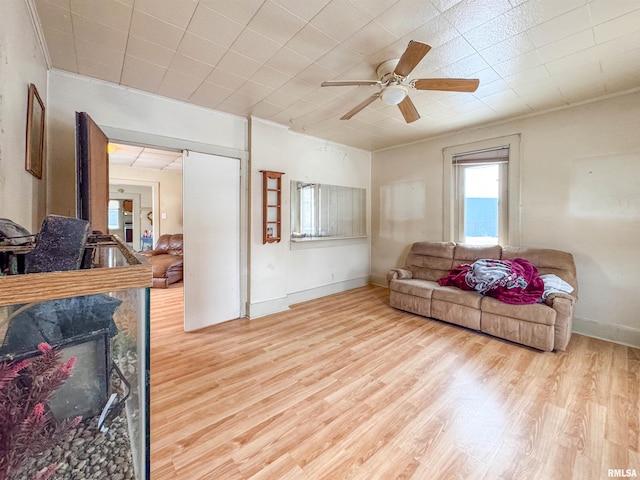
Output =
[
  {"x1": 108, "y1": 142, "x2": 181, "y2": 250},
  {"x1": 102, "y1": 126, "x2": 248, "y2": 330},
  {"x1": 108, "y1": 189, "x2": 151, "y2": 251}
]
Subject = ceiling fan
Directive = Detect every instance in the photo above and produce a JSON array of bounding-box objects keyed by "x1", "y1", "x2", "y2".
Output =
[{"x1": 321, "y1": 41, "x2": 480, "y2": 123}]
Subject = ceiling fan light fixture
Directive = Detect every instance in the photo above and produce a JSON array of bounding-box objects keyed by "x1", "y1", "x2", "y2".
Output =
[
  {"x1": 381, "y1": 84, "x2": 408, "y2": 105},
  {"x1": 321, "y1": 40, "x2": 479, "y2": 122}
]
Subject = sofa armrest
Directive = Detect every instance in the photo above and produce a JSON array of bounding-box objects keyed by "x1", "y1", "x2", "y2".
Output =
[
  {"x1": 139, "y1": 249, "x2": 163, "y2": 258},
  {"x1": 544, "y1": 292, "x2": 576, "y2": 307},
  {"x1": 548, "y1": 294, "x2": 576, "y2": 351},
  {"x1": 387, "y1": 268, "x2": 413, "y2": 285}
]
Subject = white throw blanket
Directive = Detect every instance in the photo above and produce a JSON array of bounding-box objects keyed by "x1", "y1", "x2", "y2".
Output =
[{"x1": 540, "y1": 274, "x2": 574, "y2": 300}]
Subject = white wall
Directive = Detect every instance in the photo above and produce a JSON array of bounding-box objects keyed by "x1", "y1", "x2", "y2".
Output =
[
  {"x1": 248, "y1": 118, "x2": 371, "y2": 317},
  {"x1": 46, "y1": 71, "x2": 246, "y2": 217},
  {"x1": 110, "y1": 165, "x2": 183, "y2": 237},
  {"x1": 371, "y1": 91, "x2": 640, "y2": 347},
  {"x1": 286, "y1": 132, "x2": 371, "y2": 304},
  {"x1": 0, "y1": 1, "x2": 48, "y2": 232},
  {"x1": 248, "y1": 118, "x2": 290, "y2": 316}
]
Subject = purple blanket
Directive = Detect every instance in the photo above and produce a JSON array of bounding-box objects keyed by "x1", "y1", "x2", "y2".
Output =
[{"x1": 438, "y1": 258, "x2": 544, "y2": 305}]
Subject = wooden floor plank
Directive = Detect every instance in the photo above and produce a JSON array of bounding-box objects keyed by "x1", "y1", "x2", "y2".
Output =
[{"x1": 150, "y1": 284, "x2": 640, "y2": 479}]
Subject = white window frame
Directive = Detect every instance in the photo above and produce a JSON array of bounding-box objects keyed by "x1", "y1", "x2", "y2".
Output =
[
  {"x1": 443, "y1": 134, "x2": 521, "y2": 245},
  {"x1": 454, "y1": 153, "x2": 508, "y2": 245}
]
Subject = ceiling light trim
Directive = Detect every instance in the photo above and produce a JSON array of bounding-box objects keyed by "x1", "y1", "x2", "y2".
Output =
[{"x1": 381, "y1": 84, "x2": 408, "y2": 105}]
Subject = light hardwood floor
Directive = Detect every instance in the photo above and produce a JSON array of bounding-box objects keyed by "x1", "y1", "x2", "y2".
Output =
[{"x1": 150, "y1": 284, "x2": 639, "y2": 480}]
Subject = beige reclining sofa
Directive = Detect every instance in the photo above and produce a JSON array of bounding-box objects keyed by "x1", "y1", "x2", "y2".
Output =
[{"x1": 387, "y1": 242, "x2": 578, "y2": 351}]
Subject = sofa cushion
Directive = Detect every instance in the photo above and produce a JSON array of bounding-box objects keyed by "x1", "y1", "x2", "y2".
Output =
[
  {"x1": 431, "y1": 300, "x2": 481, "y2": 330},
  {"x1": 431, "y1": 286, "x2": 483, "y2": 330},
  {"x1": 167, "y1": 234, "x2": 183, "y2": 256},
  {"x1": 452, "y1": 244, "x2": 502, "y2": 268},
  {"x1": 481, "y1": 314, "x2": 554, "y2": 351},
  {"x1": 432, "y1": 286, "x2": 483, "y2": 308},
  {"x1": 389, "y1": 279, "x2": 437, "y2": 299},
  {"x1": 502, "y1": 246, "x2": 578, "y2": 298},
  {"x1": 149, "y1": 254, "x2": 183, "y2": 278},
  {"x1": 389, "y1": 291, "x2": 431, "y2": 318},
  {"x1": 166, "y1": 258, "x2": 183, "y2": 275},
  {"x1": 406, "y1": 241, "x2": 455, "y2": 281},
  {"x1": 481, "y1": 296, "x2": 556, "y2": 326},
  {"x1": 150, "y1": 233, "x2": 184, "y2": 255},
  {"x1": 153, "y1": 235, "x2": 170, "y2": 253}
]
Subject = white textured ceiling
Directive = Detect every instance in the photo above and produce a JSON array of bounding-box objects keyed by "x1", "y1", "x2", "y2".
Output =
[
  {"x1": 108, "y1": 143, "x2": 183, "y2": 170},
  {"x1": 34, "y1": 0, "x2": 640, "y2": 151}
]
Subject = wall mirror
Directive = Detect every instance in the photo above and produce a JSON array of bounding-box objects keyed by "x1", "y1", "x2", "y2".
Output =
[{"x1": 291, "y1": 181, "x2": 366, "y2": 241}]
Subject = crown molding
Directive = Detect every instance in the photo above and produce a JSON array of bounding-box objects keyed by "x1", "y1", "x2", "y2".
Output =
[{"x1": 25, "y1": 0, "x2": 51, "y2": 70}]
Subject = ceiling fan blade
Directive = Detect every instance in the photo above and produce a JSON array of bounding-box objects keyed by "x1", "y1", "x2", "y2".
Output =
[
  {"x1": 394, "y1": 41, "x2": 432, "y2": 78},
  {"x1": 340, "y1": 93, "x2": 380, "y2": 120},
  {"x1": 412, "y1": 78, "x2": 480, "y2": 92},
  {"x1": 321, "y1": 80, "x2": 381, "y2": 87},
  {"x1": 397, "y1": 96, "x2": 420, "y2": 123}
]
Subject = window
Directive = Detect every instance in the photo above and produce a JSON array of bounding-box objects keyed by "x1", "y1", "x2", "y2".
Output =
[
  {"x1": 108, "y1": 200, "x2": 120, "y2": 230},
  {"x1": 443, "y1": 135, "x2": 520, "y2": 245},
  {"x1": 291, "y1": 181, "x2": 366, "y2": 240},
  {"x1": 453, "y1": 146, "x2": 509, "y2": 245}
]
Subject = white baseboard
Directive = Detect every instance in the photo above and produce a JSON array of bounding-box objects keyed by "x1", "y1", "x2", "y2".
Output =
[
  {"x1": 246, "y1": 296, "x2": 290, "y2": 319},
  {"x1": 370, "y1": 274, "x2": 388, "y2": 288},
  {"x1": 573, "y1": 316, "x2": 640, "y2": 349},
  {"x1": 288, "y1": 276, "x2": 370, "y2": 306},
  {"x1": 247, "y1": 277, "x2": 371, "y2": 318}
]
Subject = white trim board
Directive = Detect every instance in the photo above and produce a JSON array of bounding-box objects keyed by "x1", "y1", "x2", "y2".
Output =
[
  {"x1": 101, "y1": 126, "x2": 247, "y2": 163},
  {"x1": 246, "y1": 296, "x2": 290, "y2": 319},
  {"x1": 370, "y1": 275, "x2": 388, "y2": 288},
  {"x1": 573, "y1": 317, "x2": 640, "y2": 349},
  {"x1": 287, "y1": 277, "x2": 370, "y2": 307},
  {"x1": 246, "y1": 277, "x2": 370, "y2": 319}
]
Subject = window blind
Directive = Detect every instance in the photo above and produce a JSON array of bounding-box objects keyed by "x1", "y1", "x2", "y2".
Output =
[{"x1": 452, "y1": 146, "x2": 509, "y2": 165}]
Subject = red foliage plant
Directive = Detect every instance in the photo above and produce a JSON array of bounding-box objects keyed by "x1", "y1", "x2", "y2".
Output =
[{"x1": 0, "y1": 343, "x2": 81, "y2": 480}]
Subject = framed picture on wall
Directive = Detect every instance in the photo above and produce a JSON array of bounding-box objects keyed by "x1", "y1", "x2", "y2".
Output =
[{"x1": 25, "y1": 83, "x2": 45, "y2": 179}]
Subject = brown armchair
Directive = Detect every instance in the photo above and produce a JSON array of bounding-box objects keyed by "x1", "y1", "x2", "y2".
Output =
[{"x1": 139, "y1": 234, "x2": 183, "y2": 288}]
